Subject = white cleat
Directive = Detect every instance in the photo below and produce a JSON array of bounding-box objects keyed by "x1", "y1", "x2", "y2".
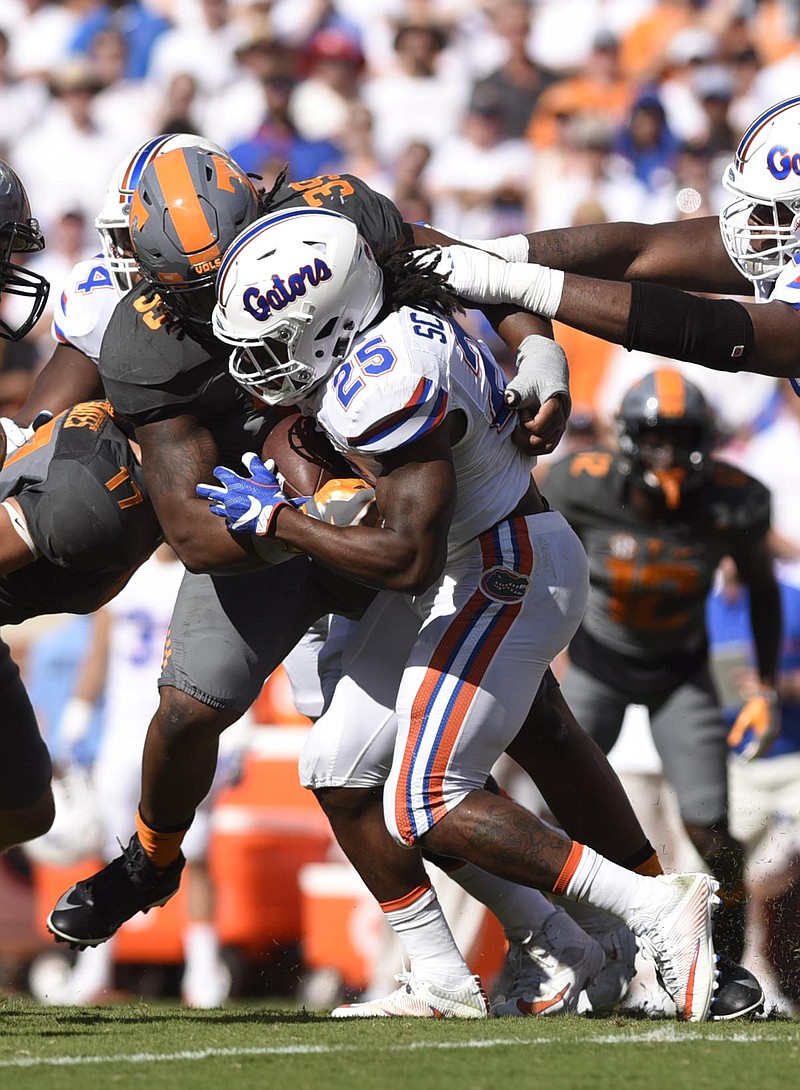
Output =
[
  {"x1": 627, "y1": 873, "x2": 720, "y2": 1023},
  {"x1": 331, "y1": 972, "x2": 489, "y2": 1019},
  {"x1": 584, "y1": 922, "x2": 639, "y2": 1013},
  {"x1": 492, "y1": 911, "x2": 606, "y2": 1017}
]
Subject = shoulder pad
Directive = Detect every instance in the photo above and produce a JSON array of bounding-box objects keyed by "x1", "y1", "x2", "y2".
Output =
[
  {"x1": 274, "y1": 174, "x2": 404, "y2": 251},
  {"x1": 51, "y1": 257, "x2": 118, "y2": 361},
  {"x1": 707, "y1": 459, "x2": 771, "y2": 533},
  {"x1": 767, "y1": 261, "x2": 800, "y2": 308},
  {"x1": 543, "y1": 448, "x2": 616, "y2": 518},
  {"x1": 320, "y1": 316, "x2": 448, "y2": 456}
]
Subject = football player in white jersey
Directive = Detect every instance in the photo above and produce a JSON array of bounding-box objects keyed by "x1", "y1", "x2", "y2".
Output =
[
  {"x1": 426, "y1": 95, "x2": 800, "y2": 397},
  {"x1": 199, "y1": 207, "x2": 722, "y2": 1023}
]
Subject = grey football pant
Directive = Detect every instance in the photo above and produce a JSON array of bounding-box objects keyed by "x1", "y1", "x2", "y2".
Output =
[
  {"x1": 560, "y1": 662, "x2": 729, "y2": 826},
  {"x1": 160, "y1": 557, "x2": 375, "y2": 715}
]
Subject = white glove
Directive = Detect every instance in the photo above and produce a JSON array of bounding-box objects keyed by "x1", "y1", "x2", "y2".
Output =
[
  {"x1": 0, "y1": 417, "x2": 34, "y2": 456},
  {"x1": 506, "y1": 335, "x2": 571, "y2": 413},
  {"x1": 432, "y1": 246, "x2": 564, "y2": 318}
]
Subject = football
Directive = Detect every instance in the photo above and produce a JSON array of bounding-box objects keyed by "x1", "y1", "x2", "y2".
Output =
[
  {"x1": 0, "y1": 425, "x2": 6, "y2": 473},
  {"x1": 262, "y1": 411, "x2": 358, "y2": 499}
]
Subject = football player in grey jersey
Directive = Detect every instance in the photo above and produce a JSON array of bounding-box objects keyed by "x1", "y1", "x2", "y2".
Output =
[
  {"x1": 0, "y1": 400, "x2": 161, "y2": 851},
  {"x1": 544, "y1": 369, "x2": 780, "y2": 966}
]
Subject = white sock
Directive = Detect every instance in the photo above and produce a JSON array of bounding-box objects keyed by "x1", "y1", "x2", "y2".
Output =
[
  {"x1": 382, "y1": 884, "x2": 473, "y2": 991},
  {"x1": 67, "y1": 939, "x2": 115, "y2": 1003},
  {"x1": 183, "y1": 920, "x2": 221, "y2": 972},
  {"x1": 555, "y1": 844, "x2": 672, "y2": 923},
  {"x1": 448, "y1": 862, "x2": 557, "y2": 940},
  {"x1": 551, "y1": 893, "x2": 627, "y2": 936}
]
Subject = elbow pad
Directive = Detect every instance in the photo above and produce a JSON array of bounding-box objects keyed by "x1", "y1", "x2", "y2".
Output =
[{"x1": 624, "y1": 281, "x2": 755, "y2": 371}]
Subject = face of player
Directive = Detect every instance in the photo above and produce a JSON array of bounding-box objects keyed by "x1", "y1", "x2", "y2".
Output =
[
  {"x1": 747, "y1": 200, "x2": 795, "y2": 254},
  {"x1": 632, "y1": 424, "x2": 709, "y2": 509},
  {"x1": 635, "y1": 425, "x2": 704, "y2": 473}
]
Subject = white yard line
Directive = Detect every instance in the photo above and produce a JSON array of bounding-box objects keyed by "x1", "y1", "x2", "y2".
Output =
[{"x1": 0, "y1": 1028, "x2": 794, "y2": 1069}]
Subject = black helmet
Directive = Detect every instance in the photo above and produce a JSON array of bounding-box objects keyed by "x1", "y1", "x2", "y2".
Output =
[
  {"x1": 615, "y1": 368, "x2": 715, "y2": 507},
  {"x1": 129, "y1": 145, "x2": 260, "y2": 327},
  {"x1": 0, "y1": 159, "x2": 49, "y2": 341}
]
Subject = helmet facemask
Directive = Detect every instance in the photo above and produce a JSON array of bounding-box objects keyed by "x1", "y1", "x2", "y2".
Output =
[
  {"x1": 0, "y1": 217, "x2": 49, "y2": 341},
  {"x1": 617, "y1": 421, "x2": 711, "y2": 509},
  {"x1": 719, "y1": 97, "x2": 800, "y2": 284},
  {"x1": 97, "y1": 217, "x2": 138, "y2": 295},
  {"x1": 719, "y1": 187, "x2": 800, "y2": 283},
  {"x1": 214, "y1": 208, "x2": 384, "y2": 406}
]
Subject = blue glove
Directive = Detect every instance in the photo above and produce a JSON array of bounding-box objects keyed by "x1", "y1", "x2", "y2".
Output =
[{"x1": 197, "y1": 453, "x2": 294, "y2": 536}]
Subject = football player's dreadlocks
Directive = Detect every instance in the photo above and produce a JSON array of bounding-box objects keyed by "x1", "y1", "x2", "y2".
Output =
[{"x1": 377, "y1": 242, "x2": 462, "y2": 318}]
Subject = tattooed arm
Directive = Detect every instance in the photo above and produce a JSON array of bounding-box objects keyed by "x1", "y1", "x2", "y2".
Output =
[{"x1": 134, "y1": 413, "x2": 261, "y2": 573}]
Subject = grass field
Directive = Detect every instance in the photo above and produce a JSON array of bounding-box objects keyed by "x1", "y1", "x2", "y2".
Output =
[{"x1": 1, "y1": 1000, "x2": 798, "y2": 1090}]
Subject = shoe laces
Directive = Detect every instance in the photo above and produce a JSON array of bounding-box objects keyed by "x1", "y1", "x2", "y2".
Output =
[
  {"x1": 394, "y1": 970, "x2": 414, "y2": 993},
  {"x1": 119, "y1": 837, "x2": 157, "y2": 886},
  {"x1": 507, "y1": 937, "x2": 556, "y2": 989}
]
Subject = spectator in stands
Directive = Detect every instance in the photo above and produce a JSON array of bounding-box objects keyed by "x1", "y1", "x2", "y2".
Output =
[
  {"x1": 289, "y1": 27, "x2": 365, "y2": 145},
  {"x1": 526, "y1": 30, "x2": 633, "y2": 151},
  {"x1": 362, "y1": 20, "x2": 468, "y2": 165},
  {"x1": 471, "y1": 0, "x2": 558, "y2": 140},
  {"x1": 424, "y1": 82, "x2": 534, "y2": 240},
  {"x1": 230, "y1": 69, "x2": 342, "y2": 185},
  {"x1": 10, "y1": 59, "x2": 125, "y2": 234},
  {"x1": 146, "y1": 0, "x2": 242, "y2": 96},
  {"x1": 612, "y1": 92, "x2": 680, "y2": 193},
  {"x1": 0, "y1": 28, "x2": 47, "y2": 154},
  {"x1": 203, "y1": 34, "x2": 292, "y2": 150}
]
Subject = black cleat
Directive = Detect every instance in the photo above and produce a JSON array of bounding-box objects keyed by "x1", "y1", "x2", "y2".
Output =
[
  {"x1": 709, "y1": 956, "x2": 764, "y2": 1020},
  {"x1": 47, "y1": 833, "x2": 185, "y2": 949}
]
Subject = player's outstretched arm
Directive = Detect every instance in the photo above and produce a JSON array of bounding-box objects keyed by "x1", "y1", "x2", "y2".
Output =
[
  {"x1": 411, "y1": 222, "x2": 570, "y2": 453},
  {"x1": 481, "y1": 217, "x2": 750, "y2": 295},
  {"x1": 726, "y1": 535, "x2": 782, "y2": 760},
  {"x1": 134, "y1": 412, "x2": 266, "y2": 574},
  {"x1": 437, "y1": 243, "x2": 800, "y2": 379}
]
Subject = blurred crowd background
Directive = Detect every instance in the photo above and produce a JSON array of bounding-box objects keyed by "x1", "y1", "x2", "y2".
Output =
[{"x1": 1, "y1": 0, "x2": 800, "y2": 1015}]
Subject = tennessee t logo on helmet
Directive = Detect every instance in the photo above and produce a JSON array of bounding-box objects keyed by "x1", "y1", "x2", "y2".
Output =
[{"x1": 129, "y1": 145, "x2": 261, "y2": 326}]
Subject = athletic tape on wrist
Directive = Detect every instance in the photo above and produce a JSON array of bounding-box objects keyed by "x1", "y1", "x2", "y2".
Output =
[
  {"x1": 503, "y1": 263, "x2": 564, "y2": 319},
  {"x1": 463, "y1": 233, "x2": 530, "y2": 262},
  {"x1": 508, "y1": 335, "x2": 571, "y2": 411}
]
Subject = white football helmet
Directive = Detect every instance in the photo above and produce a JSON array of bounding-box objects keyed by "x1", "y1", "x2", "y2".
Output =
[
  {"x1": 96, "y1": 133, "x2": 228, "y2": 296},
  {"x1": 720, "y1": 96, "x2": 800, "y2": 283},
  {"x1": 213, "y1": 207, "x2": 384, "y2": 406}
]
